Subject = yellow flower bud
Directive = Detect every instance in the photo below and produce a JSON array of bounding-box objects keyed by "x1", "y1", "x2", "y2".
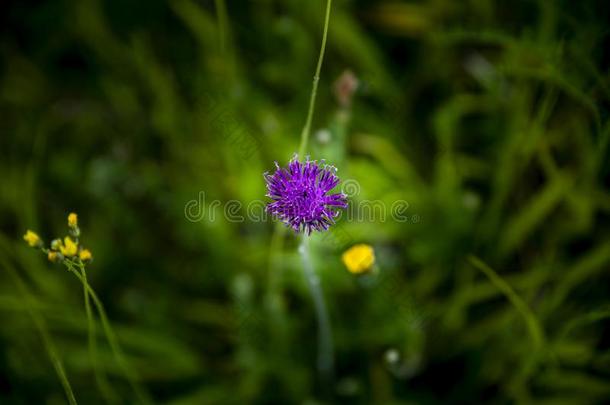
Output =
[
  {"x1": 342, "y1": 244, "x2": 375, "y2": 274},
  {"x1": 23, "y1": 230, "x2": 41, "y2": 247},
  {"x1": 79, "y1": 249, "x2": 92, "y2": 261},
  {"x1": 68, "y1": 213, "x2": 78, "y2": 228},
  {"x1": 60, "y1": 237, "x2": 78, "y2": 257},
  {"x1": 48, "y1": 251, "x2": 58, "y2": 262}
]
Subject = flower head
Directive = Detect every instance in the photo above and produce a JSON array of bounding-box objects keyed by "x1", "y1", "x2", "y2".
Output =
[
  {"x1": 342, "y1": 244, "x2": 375, "y2": 274},
  {"x1": 48, "y1": 251, "x2": 59, "y2": 262},
  {"x1": 60, "y1": 237, "x2": 78, "y2": 257},
  {"x1": 68, "y1": 213, "x2": 78, "y2": 228},
  {"x1": 24, "y1": 213, "x2": 93, "y2": 267},
  {"x1": 79, "y1": 249, "x2": 93, "y2": 262},
  {"x1": 23, "y1": 230, "x2": 42, "y2": 247},
  {"x1": 264, "y1": 155, "x2": 348, "y2": 234}
]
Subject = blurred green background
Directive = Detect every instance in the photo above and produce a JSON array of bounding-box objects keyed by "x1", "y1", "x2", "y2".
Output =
[{"x1": 1, "y1": 0, "x2": 610, "y2": 403}]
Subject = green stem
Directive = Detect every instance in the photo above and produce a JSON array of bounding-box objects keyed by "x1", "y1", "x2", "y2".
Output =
[
  {"x1": 265, "y1": 0, "x2": 334, "y2": 363},
  {"x1": 65, "y1": 261, "x2": 151, "y2": 405},
  {"x1": 467, "y1": 255, "x2": 544, "y2": 351},
  {"x1": 1, "y1": 258, "x2": 77, "y2": 405},
  {"x1": 467, "y1": 255, "x2": 546, "y2": 399},
  {"x1": 267, "y1": 225, "x2": 286, "y2": 295},
  {"x1": 78, "y1": 263, "x2": 116, "y2": 403},
  {"x1": 299, "y1": 236, "x2": 334, "y2": 385},
  {"x1": 266, "y1": 0, "x2": 333, "y2": 312},
  {"x1": 297, "y1": 0, "x2": 333, "y2": 157},
  {"x1": 214, "y1": 0, "x2": 228, "y2": 54}
]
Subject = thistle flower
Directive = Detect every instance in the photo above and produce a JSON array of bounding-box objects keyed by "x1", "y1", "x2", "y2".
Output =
[
  {"x1": 342, "y1": 244, "x2": 375, "y2": 274},
  {"x1": 264, "y1": 155, "x2": 348, "y2": 234},
  {"x1": 23, "y1": 230, "x2": 42, "y2": 247},
  {"x1": 60, "y1": 237, "x2": 78, "y2": 257}
]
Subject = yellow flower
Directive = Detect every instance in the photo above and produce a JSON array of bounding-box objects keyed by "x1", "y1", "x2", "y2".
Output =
[
  {"x1": 79, "y1": 249, "x2": 92, "y2": 261},
  {"x1": 68, "y1": 213, "x2": 78, "y2": 228},
  {"x1": 23, "y1": 230, "x2": 41, "y2": 247},
  {"x1": 60, "y1": 237, "x2": 78, "y2": 257},
  {"x1": 342, "y1": 244, "x2": 375, "y2": 274},
  {"x1": 48, "y1": 251, "x2": 58, "y2": 262}
]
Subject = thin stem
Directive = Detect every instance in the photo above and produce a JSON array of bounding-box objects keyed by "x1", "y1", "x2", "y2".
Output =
[
  {"x1": 214, "y1": 0, "x2": 237, "y2": 84},
  {"x1": 299, "y1": 236, "x2": 334, "y2": 385},
  {"x1": 298, "y1": 0, "x2": 333, "y2": 157},
  {"x1": 266, "y1": 1, "x2": 334, "y2": 388},
  {"x1": 265, "y1": 225, "x2": 289, "y2": 362},
  {"x1": 267, "y1": 225, "x2": 287, "y2": 296},
  {"x1": 214, "y1": 0, "x2": 228, "y2": 54},
  {"x1": 467, "y1": 255, "x2": 547, "y2": 399},
  {"x1": 78, "y1": 263, "x2": 116, "y2": 403},
  {"x1": 65, "y1": 261, "x2": 151, "y2": 405},
  {"x1": 467, "y1": 255, "x2": 544, "y2": 351},
  {"x1": 266, "y1": 0, "x2": 333, "y2": 323},
  {"x1": 1, "y1": 258, "x2": 77, "y2": 405}
]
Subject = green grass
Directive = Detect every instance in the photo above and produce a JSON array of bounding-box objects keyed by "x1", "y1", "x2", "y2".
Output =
[{"x1": 1, "y1": 0, "x2": 609, "y2": 403}]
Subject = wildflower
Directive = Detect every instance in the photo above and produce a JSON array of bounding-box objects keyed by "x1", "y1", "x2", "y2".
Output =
[
  {"x1": 60, "y1": 237, "x2": 78, "y2": 257},
  {"x1": 67, "y1": 213, "x2": 80, "y2": 238},
  {"x1": 342, "y1": 244, "x2": 375, "y2": 274},
  {"x1": 23, "y1": 230, "x2": 42, "y2": 247},
  {"x1": 264, "y1": 155, "x2": 348, "y2": 234},
  {"x1": 68, "y1": 213, "x2": 78, "y2": 228},
  {"x1": 79, "y1": 249, "x2": 92, "y2": 262},
  {"x1": 48, "y1": 251, "x2": 59, "y2": 262}
]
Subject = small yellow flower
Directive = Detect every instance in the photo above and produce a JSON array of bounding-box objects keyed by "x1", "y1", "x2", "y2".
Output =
[
  {"x1": 68, "y1": 213, "x2": 78, "y2": 228},
  {"x1": 79, "y1": 249, "x2": 92, "y2": 261},
  {"x1": 23, "y1": 230, "x2": 41, "y2": 247},
  {"x1": 342, "y1": 244, "x2": 375, "y2": 274},
  {"x1": 48, "y1": 251, "x2": 58, "y2": 262},
  {"x1": 60, "y1": 237, "x2": 78, "y2": 257}
]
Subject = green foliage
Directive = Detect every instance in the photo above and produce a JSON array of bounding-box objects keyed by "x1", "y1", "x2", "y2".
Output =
[{"x1": 1, "y1": 0, "x2": 609, "y2": 403}]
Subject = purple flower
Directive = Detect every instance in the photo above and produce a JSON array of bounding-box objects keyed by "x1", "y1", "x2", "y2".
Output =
[{"x1": 264, "y1": 155, "x2": 348, "y2": 234}]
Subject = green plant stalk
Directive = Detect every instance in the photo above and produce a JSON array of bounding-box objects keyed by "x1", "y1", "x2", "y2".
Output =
[
  {"x1": 1, "y1": 258, "x2": 77, "y2": 405},
  {"x1": 214, "y1": 0, "x2": 228, "y2": 54},
  {"x1": 299, "y1": 236, "x2": 334, "y2": 384},
  {"x1": 467, "y1": 255, "x2": 546, "y2": 400},
  {"x1": 298, "y1": 0, "x2": 333, "y2": 157},
  {"x1": 265, "y1": 223, "x2": 288, "y2": 348},
  {"x1": 267, "y1": 0, "x2": 333, "y2": 288},
  {"x1": 78, "y1": 263, "x2": 116, "y2": 404},
  {"x1": 557, "y1": 307, "x2": 610, "y2": 341},
  {"x1": 65, "y1": 260, "x2": 151, "y2": 405},
  {"x1": 214, "y1": 0, "x2": 238, "y2": 83},
  {"x1": 265, "y1": 0, "x2": 333, "y2": 355},
  {"x1": 467, "y1": 255, "x2": 544, "y2": 351}
]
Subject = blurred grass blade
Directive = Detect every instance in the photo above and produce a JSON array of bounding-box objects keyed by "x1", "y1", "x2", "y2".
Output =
[
  {"x1": 79, "y1": 263, "x2": 117, "y2": 403},
  {"x1": 499, "y1": 175, "x2": 571, "y2": 256},
  {"x1": 65, "y1": 261, "x2": 152, "y2": 404},
  {"x1": 467, "y1": 255, "x2": 545, "y2": 352},
  {"x1": 0, "y1": 256, "x2": 78, "y2": 405}
]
